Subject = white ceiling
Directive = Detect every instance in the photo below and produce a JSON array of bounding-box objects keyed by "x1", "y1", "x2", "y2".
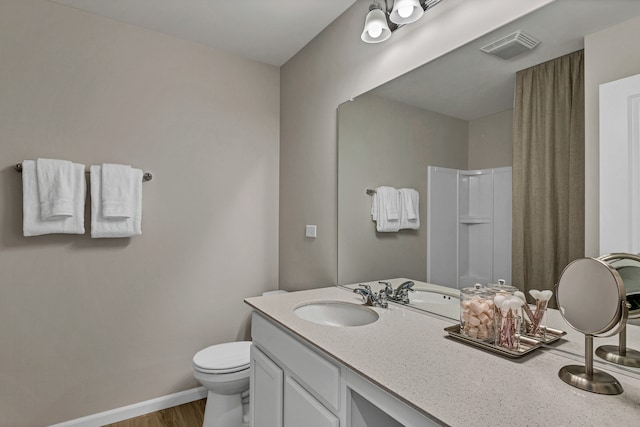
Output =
[
  {"x1": 372, "y1": 0, "x2": 640, "y2": 121},
  {"x1": 50, "y1": 0, "x2": 358, "y2": 66}
]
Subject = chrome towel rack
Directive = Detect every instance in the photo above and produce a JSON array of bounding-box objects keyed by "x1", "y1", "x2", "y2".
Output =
[{"x1": 15, "y1": 163, "x2": 153, "y2": 182}]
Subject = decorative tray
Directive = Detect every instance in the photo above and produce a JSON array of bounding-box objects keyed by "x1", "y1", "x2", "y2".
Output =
[{"x1": 444, "y1": 324, "x2": 566, "y2": 358}]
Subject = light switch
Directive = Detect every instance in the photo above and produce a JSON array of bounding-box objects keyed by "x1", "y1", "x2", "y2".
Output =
[{"x1": 305, "y1": 225, "x2": 317, "y2": 238}]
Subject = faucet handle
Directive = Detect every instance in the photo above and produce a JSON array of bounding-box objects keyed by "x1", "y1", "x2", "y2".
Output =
[
  {"x1": 353, "y1": 286, "x2": 371, "y2": 304},
  {"x1": 379, "y1": 281, "x2": 393, "y2": 296},
  {"x1": 377, "y1": 290, "x2": 388, "y2": 308}
]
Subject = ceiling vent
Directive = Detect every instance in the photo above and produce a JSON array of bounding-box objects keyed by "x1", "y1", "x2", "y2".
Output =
[{"x1": 480, "y1": 30, "x2": 540, "y2": 60}]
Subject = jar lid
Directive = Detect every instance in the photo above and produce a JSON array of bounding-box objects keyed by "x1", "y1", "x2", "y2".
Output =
[
  {"x1": 461, "y1": 284, "x2": 494, "y2": 298},
  {"x1": 486, "y1": 282, "x2": 519, "y2": 294}
]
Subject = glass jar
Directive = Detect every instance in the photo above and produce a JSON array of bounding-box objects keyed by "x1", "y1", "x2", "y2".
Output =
[
  {"x1": 524, "y1": 303, "x2": 548, "y2": 340},
  {"x1": 460, "y1": 284, "x2": 495, "y2": 341},
  {"x1": 495, "y1": 309, "x2": 521, "y2": 350},
  {"x1": 487, "y1": 280, "x2": 524, "y2": 343}
]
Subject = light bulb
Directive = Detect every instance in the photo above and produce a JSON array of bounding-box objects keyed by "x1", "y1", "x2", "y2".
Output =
[
  {"x1": 398, "y1": 6, "x2": 413, "y2": 18},
  {"x1": 368, "y1": 23, "x2": 383, "y2": 38}
]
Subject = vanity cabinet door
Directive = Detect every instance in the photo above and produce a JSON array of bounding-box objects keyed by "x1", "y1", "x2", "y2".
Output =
[
  {"x1": 250, "y1": 345, "x2": 283, "y2": 427},
  {"x1": 252, "y1": 312, "x2": 341, "y2": 411},
  {"x1": 284, "y1": 376, "x2": 339, "y2": 427}
]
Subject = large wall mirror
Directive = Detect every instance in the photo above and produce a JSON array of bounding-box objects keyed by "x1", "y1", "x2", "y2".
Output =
[{"x1": 337, "y1": 0, "x2": 640, "y2": 347}]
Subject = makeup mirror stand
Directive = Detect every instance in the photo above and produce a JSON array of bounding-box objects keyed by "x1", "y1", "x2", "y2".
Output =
[
  {"x1": 559, "y1": 334, "x2": 624, "y2": 395},
  {"x1": 595, "y1": 254, "x2": 640, "y2": 368},
  {"x1": 596, "y1": 322, "x2": 640, "y2": 368}
]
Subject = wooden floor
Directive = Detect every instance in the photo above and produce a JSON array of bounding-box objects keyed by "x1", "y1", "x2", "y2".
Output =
[{"x1": 103, "y1": 399, "x2": 206, "y2": 427}]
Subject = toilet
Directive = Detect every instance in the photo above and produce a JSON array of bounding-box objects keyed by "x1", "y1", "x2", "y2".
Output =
[
  {"x1": 193, "y1": 290, "x2": 287, "y2": 427},
  {"x1": 193, "y1": 341, "x2": 252, "y2": 427}
]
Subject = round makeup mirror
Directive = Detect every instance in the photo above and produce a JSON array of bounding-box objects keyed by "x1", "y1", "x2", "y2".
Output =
[
  {"x1": 556, "y1": 257, "x2": 628, "y2": 395},
  {"x1": 595, "y1": 253, "x2": 640, "y2": 367}
]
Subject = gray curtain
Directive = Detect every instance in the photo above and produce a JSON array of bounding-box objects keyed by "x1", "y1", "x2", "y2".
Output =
[{"x1": 512, "y1": 50, "x2": 585, "y2": 303}]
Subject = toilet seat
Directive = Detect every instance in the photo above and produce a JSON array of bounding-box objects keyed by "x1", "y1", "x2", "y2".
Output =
[
  {"x1": 194, "y1": 364, "x2": 250, "y2": 375},
  {"x1": 193, "y1": 341, "x2": 251, "y2": 374}
]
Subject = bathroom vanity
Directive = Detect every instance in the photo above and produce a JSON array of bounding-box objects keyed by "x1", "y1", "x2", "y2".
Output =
[
  {"x1": 249, "y1": 311, "x2": 433, "y2": 427},
  {"x1": 245, "y1": 287, "x2": 640, "y2": 426}
]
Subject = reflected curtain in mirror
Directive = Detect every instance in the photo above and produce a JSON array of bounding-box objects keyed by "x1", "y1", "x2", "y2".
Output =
[{"x1": 512, "y1": 50, "x2": 585, "y2": 304}]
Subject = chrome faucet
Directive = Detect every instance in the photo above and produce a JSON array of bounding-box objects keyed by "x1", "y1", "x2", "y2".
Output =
[
  {"x1": 387, "y1": 280, "x2": 415, "y2": 304},
  {"x1": 353, "y1": 284, "x2": 388, "y2": 308}
]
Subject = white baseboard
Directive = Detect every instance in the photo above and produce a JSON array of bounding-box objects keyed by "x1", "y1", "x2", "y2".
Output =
[{"x1": 49, "y1": 386, "x2": 208, "y2": 427}]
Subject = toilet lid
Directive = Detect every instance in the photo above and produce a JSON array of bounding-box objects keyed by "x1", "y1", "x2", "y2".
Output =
[{"x1": 193, "y1": 341, "x2": 251, "y2": 373}]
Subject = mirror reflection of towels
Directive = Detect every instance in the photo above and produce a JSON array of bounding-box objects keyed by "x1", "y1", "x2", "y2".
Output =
[
  {"x1": 371, "y1": 186, "x2": 400, "y2": 232},
  {"x1": 370, "y1": 187, "x2": 420, "y2": 232},
  {"x1": 399, "y1": 188, "x2": 419, "y2": 230}
]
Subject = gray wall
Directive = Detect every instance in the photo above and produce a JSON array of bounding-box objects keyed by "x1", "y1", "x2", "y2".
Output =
[
  {"x1": 279, "y1": 0, "x2": 553, "y2": 291},
  {"x1": 468, "y1": 110, "x2": 514, "y2": 170},
  {"x1": 0, "y1": 1, "x2": 279, "y2": 425},
  {"x1": 337, "y1": 93, "x2": 468, "y2": 285},
  {"x1": 584, "y1": 15, "x2": 640, "y2": 256}
]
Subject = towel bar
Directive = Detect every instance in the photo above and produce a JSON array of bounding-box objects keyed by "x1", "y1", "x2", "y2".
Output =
[
  {"x1": 15, "y1": 163, "x2": 153, "y2": 182},
  {"x1": 365, "y1": 188, "x2": 376, "y2": 195}
]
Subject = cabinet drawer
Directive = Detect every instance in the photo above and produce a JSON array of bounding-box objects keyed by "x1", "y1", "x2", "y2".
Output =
[{"x1": 252, "y1": 312, "x2": 341, "y2": 411}]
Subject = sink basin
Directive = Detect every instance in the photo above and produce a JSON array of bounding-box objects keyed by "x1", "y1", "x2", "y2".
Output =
[
  {"x1": 410, "y1": 290, "x2": 460, "y2": 305},
  {"x1": 294, "y1": 301, "x2": 379, "y2": 327}
]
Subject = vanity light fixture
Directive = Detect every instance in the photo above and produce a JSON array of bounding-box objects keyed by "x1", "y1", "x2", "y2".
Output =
[{"x1": 361, "y1": 0, "x2": 444, "y2": 44}]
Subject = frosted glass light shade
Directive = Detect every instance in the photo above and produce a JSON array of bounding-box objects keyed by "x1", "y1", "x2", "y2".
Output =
[
  {"x1": 390, "y1": 0, "x2": 424, "y2": 25},
  {"x1": 361, "y1": 7, "x2": 391, "y2": 43}
]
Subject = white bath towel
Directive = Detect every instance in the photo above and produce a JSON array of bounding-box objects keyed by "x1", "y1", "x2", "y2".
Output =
[
  {"x1": 22, "y1": 160, "x2": 86, "y2": 236},
  {"x1": 399, "y1": 188, "x2": 420, "y2": 230},
  {"x1": 90, "y1": 165, "x2": 142, "y2": 238},
  {"x1": 371, "y1": 186, "x2": 400, "y2": 232},
  {"x1": 371, "y1": 190, "x2": 379, "y2": 221},
  {"x1": 101, "y1": 163, "x2": 135, "y2": 218},
  {"x1": 36, "y1": 158, "x2": 75, "y2": 220}
]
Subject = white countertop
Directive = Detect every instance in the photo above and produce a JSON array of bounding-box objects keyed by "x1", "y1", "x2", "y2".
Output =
[{"x1": 245, "y1": 287, "x2": 640, "y2": 426}]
